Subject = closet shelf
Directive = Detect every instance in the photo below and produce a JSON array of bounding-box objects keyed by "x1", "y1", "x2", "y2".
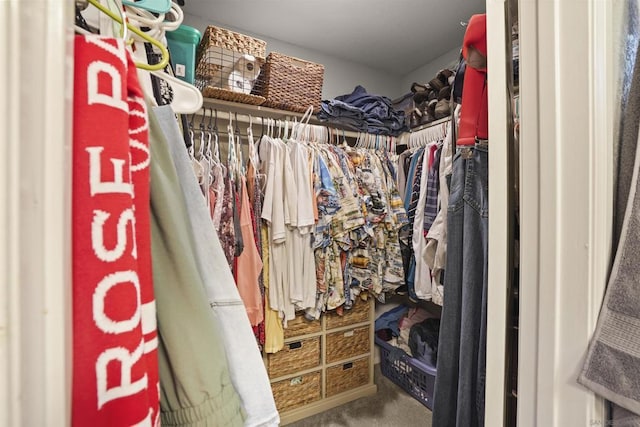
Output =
[
  {"x1": 200, "y1": 97, "x2": 363, "y2": 138},
  {"x1": 407, "y1": 116, "x2": 451, "y2": 134},
  {"x1": 200, "y1": 97, "x2": 450, "y2": 141}
]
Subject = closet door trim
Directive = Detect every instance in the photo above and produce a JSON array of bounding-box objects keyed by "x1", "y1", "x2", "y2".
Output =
[
  {"x1": 0, "y1": 2, "x2": 73, "y2": 426},
  {"x1": 485, "y1": 0, "x2": 511, "y2": 426},
  {"x1": 517, "y1": 0, "x2": 612, "y2": 425}
]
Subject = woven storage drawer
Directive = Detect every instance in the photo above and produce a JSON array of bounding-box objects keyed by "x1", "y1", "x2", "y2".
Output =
[
  {"x1": 375, "y1": 337, "x2": 436, "y2": 409},
  {"x1": 326, "y1": 357, "x2": 370, "y2": 397},
  {"x1": 326, "y1": 326, "x2": 370, "y2": 363},
  {"x1": 266, "y1": 336, "x2": 321, "y2": 378},
  {"x1": 271, "y1": 371, "x2": 322, "y2": 413},
  {"x1": 325, "y1": 299, "x2": 371, "y2": 330},
  {"x1": 254, "y1": 52, "x2": 324, "y2": 113},
  {"x1": 284, "y1": 313, "x2": 322, "y2": 339},
  {"x1": 195, "y1": 25, "x2": 267, "y2": 105}
]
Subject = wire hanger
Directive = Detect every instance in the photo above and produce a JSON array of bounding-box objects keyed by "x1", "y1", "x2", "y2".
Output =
[{"x1": 87, "y1": 0, "x2": 169, "y2": 71}]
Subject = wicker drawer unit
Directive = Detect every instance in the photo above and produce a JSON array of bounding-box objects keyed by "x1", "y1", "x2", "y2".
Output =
[
  {"x1": 266, "y1": 298, "x2": 376, "y2": 425},
  {"x1": 325, "y1": 299, "x2": 371, "y2": 330},
  {"x1": 326, "y1": 326, "x2": 370, "y2": 364},
  {"x1": 284, "y1": 313, "x2": 322, "y2": 339},
  {"x1": 271, "y1": 371, "x2": 322, "y2": 413},
  {"x1": 266, "y1": 336, "x2": 321, "y2": 378},
  {"x1": 326, "y1": 357, "x2": 370, "y2": 397}
]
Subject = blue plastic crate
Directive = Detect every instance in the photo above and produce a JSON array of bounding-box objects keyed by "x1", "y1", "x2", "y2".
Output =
[{"x1": 375, "y1": 336, "x2": 437, "y2": 409}]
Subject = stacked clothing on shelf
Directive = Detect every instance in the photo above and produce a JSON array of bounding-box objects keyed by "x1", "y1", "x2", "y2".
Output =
[{"x1": 318, "y1": 85, "x2": 408, "y2": 136}]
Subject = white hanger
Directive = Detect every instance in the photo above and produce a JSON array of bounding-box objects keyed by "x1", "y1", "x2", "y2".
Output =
[
  {"x1": 125, "y1": 2, "x2": 182, "y2": 40},
  {"x1": 121, "y1": 0, "x2": 201, "y2": 114}
]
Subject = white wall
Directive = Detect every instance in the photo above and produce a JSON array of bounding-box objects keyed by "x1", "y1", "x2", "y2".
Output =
[
  {"x1": 400, "y1": 47, "x2": 461, "y2": 92},
  {"x1": 183, "y1": 13, "x2": 403, "y2": 99}
]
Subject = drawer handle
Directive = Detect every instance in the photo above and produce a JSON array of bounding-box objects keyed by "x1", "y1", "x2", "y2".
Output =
[
  {"x1": 290, "y1": 376, "x2": 303, "y2": 385},
  {"x1": 342, "y1": 362, "x2": 353, "y2": 370},
  {"x1": 343, "y1": 330, "x2": 354, "y2": 337},
  {"x1": 288, "y1": 341, "x2": 302, "y2": 350}
]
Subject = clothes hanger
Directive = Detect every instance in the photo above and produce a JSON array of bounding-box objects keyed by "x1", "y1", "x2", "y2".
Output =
[
  {"x1": 247, "y1": 115, "x2": 259, "y2": 171},
  {"x1": 187, "y1": 113, "x2": 197, "y2": 158},
  {"x1": 234, "y1": 112, "x2": 245, "y2": 177},
  {"x1": 76, "y1": 0, "x2": 126, "y2": 38},
  {"x1": 123, "y1": 3, "x2": 201, "y2": 113},
  {"x1": 125, "y1": 2, "x2": 182, "y2": 40},
  {"x1": 227, "y1": 114, "x2": 237, "y2": 181},
  {"x1": 209, "y1": 109, "x2": 221, "y2": 164},
  {"x1": 283, "y1": 119, "x2": 290, "y2": 141},
  {"x1": 86, "y1": 0, "x2": 168, "y2": 71},
  {"x1": 147, "y1": 70, "x2": 203, "y2": 113}
]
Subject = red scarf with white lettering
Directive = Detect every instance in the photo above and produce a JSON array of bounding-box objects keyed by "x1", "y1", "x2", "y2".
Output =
[{"x1": 72, "y1": 35, "x2": 159, "y2": 426}]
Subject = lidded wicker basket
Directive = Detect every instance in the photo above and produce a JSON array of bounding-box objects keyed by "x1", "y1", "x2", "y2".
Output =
[{"x1": 253, "y1": 52, "x2": 324, "y2": 113}]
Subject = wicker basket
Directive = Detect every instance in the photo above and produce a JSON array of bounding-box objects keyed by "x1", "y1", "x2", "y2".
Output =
[
  {"x1": 325, "y1": 299, "x2": 371, "y2": 330},
  {"x1": 271, "y1": 371, "x2": 322, "y2": 413},
  {"x1": 284, "y1": 313, "x2": 322, "y2": 339},
  {"x1": 326, "y1": 326, "x2": 370, "y2": 364},
  {"x1": 253, "y1": 52, "x2": 324, "y2": 113},
  {"x1": 195, "y1": 26, "x2": 267, "y2": 105},
  {"x1": 266, "y1": 336, "x2": 321, "y2": 378},
  {"x1": 326, "y1": 357, "x2": 370, "y2": 397}
]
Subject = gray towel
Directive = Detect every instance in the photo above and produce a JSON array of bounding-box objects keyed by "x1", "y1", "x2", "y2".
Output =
[
  {"x1": 614, "y1": 29, "x2": 640, "y2": 251},
  {"x1": 578, "y1": 103, "x2": 640, "y2": 417},
  {"x1": 579, "y1": 6, "x2": 640, "y2": 422}
]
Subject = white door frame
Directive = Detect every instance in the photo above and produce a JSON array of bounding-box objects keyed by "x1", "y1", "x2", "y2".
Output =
[
  {"x1": 0, "y1": 2, "x2": 73, "y2": 426},
  {"x1": 487, "y1": 0, "x2": 614, "y2": 425},
  {"x1": 0, "y1": 1, "x2": 616, "y2": 426}
]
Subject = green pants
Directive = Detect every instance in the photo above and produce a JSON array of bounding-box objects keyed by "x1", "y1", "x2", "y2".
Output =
[{"x1": 149, "y1": 107, "x2": 245, "y2": 427}]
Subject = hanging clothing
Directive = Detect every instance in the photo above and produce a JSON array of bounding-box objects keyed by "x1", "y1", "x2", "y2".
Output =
[
  {"x1": 263, "y1": 223, "x2": 285, "y2": 354},
  {"x1": 154, "y1": 105, "x2": 278, "y2": 427},
  {"x1": 148, "y1": 106, "x2": 244, "y2": 427},
  {"x1": 219, "y1": 177, "x2": 237, "y2": 269},
  {"x1": 247, "y1": 162, "x2": 267, "y2": 349},
  {"x1": 287, "y1": 140, "x2": 317, "y2": 311},
  {"x1": 432, "y1": 142, "x2": 489, "y2": 427},
  {"x1": 72, "y1": 35, "x2": 160, "y2": 427},
  {"x1": 261, "y1": 136, "x2": 296, "y2": 325},
  {"x1": 425, "y1": 121, "x2": 456, "y2": 306},
  {"x1": 413, "y1": 145, "x2": 435, "y2": 300},
  {"x1": 236, "y1": 176, "x2": 265, "y2": 326},
  {"x1": 211, "y1": 162, "x2": 225, "y2": 230},
  {"x1": 457, "y1": 14, "x2": 488, "y2": 147}
]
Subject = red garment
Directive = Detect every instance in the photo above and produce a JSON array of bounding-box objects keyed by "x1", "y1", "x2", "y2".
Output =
[
  {"x1": 72, "y1": 35, "x2": 159, "y2": 426},
  {"x1": 457, "y1": 14, "x2": 488, "y2": 146}
]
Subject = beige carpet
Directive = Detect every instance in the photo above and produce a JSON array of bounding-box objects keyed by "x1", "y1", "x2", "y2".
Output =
[{"x1": 286, "y1": 365, "x2": 433, "y2": 427}]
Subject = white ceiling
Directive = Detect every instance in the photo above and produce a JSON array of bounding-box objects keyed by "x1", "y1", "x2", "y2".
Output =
[{"x1": 183, "y1": 0, "x2": 486, "y2": 76}]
